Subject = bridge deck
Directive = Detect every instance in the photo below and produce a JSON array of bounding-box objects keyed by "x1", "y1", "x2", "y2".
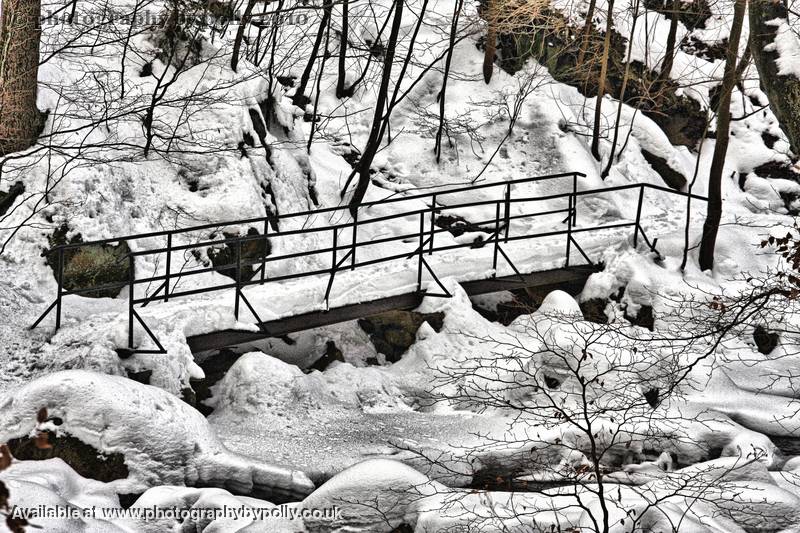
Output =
[
  {"x1": 31, "y1": 174, "x2": 706, "y2": 355},
  {"x1": 186, "y1": 266, "x2": 600, "y2": 352}
]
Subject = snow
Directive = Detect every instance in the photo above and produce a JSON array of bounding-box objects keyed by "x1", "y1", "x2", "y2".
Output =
[
  {"x1": 0, "y1": 0, "x2": 800, "y2": 530},
  {"x1": 0, "y1": 459, "x2": 126, "y2": 533},
  {"x1": 0, "y1": 371, "x2": 314, "y2": 501}
]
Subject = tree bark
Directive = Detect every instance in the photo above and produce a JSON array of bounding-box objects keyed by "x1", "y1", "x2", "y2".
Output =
[
  {"x1": 0, "y1": 0, "x2": 43, "y2": 155},
  {"x1": 345, "y1": 0, "x2": 404, "y2": 214},
  {"x1": 231, "y1": 0, "x2": 257, "y2": 72},
  {"x1": 293, "y1": 0, "x2": 333, "y2": 107},
  {"x1": 749, "y1": 0, "x2": 800, "y2": 156},
  {"x1": 335, "y1": 0, "x2": 349, "y2": 98},
  {"x1": 483, "y1": 0, "x2": 496, "y2": 83},
  {"x1": 657, "y1": 0, "x2": 680, "y2": 86},
  {"x1": 698, "y1": 0, "x2": 746, "y2": 271},
  {"x1": 590, "y1": 0, "x2": 615, "y2": 161}
]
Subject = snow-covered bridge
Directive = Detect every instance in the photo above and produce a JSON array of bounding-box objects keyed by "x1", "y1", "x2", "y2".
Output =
[{"x1": 32, "y1": 173, "x2": 705, "y2": 354}]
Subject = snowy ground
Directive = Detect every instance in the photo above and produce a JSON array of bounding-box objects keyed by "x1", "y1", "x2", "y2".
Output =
[{"x1": 1, "y1": 0, "x2": 800, "y2": 531}]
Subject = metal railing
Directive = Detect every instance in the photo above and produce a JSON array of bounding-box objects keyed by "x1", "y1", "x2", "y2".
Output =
[{"x1": 31, "y1": 172, "x2": 707, "y2": 355}]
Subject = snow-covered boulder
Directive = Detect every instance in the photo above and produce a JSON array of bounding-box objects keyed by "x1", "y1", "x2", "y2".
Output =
[
  {"x1": 300, "y1": 459, "x2": 444, "y2": 532},
  {"x1": 119, "y1": 486, "x2": 304, "y2": 533},
  {"x1": 0, "y1": 459, "x2": 126, "y2": 533},
  {"x1": 0, "y1": 371, "x2": 314, "y2": 502},
  {"x1": 535, "y1": 290, "x2": 584, "y2": 317}
]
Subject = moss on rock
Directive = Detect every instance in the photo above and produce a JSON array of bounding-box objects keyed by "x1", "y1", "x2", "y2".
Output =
[
  {"x1": 358, "y1": 310, "x2": 445, "y2": 363},
  {"x1": 45, "y1": 225, "x2": 132, "y2": 298}
]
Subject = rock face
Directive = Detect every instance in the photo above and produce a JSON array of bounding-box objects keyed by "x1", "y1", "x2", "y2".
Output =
[
  {"x1": 641, "y1": 150, "x2": 688, "y2": 191},
  {"x1": 358, "y1": 311, "x2": 445, "y2": 363},
  {"x1": 0, "y1": 371, "x2": 315, "y2": 503},
  {"x1": 749, "y1": 0, "x2": 800, "y2": 157},
  {"x1": 7, "y1": 432, "x2": 129, "y2": 483},
  {"x1": 46, "y1": 225, "x2": 132, "y2": 299},
  {"x1": 489, "y1": 7, "x2": 707, "y2": 146},
  {"x1": 207, "y1": 227, "x2": 271, "y2": 282},
  {"x1": 0, "y1": 181, "x2": 24, "y2": 216}
]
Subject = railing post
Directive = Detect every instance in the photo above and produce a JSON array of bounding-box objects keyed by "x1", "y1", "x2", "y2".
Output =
[
  {"x1": 164, "y1": 233, "x2": 172, "y2": 302},
  {"x1": 633, "y1": 185, "x2": 645, "y2": 248},
  {"x1": 429, "y1": 194, "x2": 436, "y2": 256},
  {"x1": 417, "y1": 212, "x2": 424, "y2": 292},
  {"x1": 566, "y1": 193, "x2": 573, "y2": 267},
  {"x1": 128, "y1": 254, "x2": 135, "y2": 349},
  {"x1": 351, "y1": 211, "x2": 358, "y2": 270},
  {"x1": 572, "y1": 173, "x2": 578, "y2": 225},
  {"x1": 504, "y1": 183, "x2": 511, "y2": 243},
  {"x1": 493, "y1": 200, "x2": 501, "y2": 275},
  {"x1": 261, "y1": 219, "x2": 269, "y2": 283},
  {"x1": 55, "y1": 248, "x2": 64, "y2": 331},
  {"x1": 234, "y1": 240, "x2": 241, "y2": 320}
]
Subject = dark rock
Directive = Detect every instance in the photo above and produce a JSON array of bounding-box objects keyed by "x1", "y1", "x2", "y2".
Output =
[
  {"x1": 44, "y1": 225, "x2": 132, "y2": 299},
  {"x1": 310, "y1": 341, "x2": 345, "y2": 371},
  {"x1": 390, "y1": 524, "x2": 414, "y2": 533},
  {"x1": 624, "y1": 304, "x2": 654, "y2": 330},
  {"x1": 762, "y1": 131, "x2": 780, "y2": 150},
  {"x1": 0, "y1": 181, "x2": 24, "y2": 216},
  {"x1": 358, "y1": 311, "x2": 445, "y2": 363},
  {"x1": 190, "y1": 348, "x2": 244, "y2": 416},
  {"x1": 753, "y1": 325, "x2": 779, "y2": 355},
  {"x1": 207, "y1": 227, "x2": 271, "y2": 282},
  {"x1": 435, "y1": 214, "x2": 491, "y2": 238},
  {"x1": 472, "y1": 291, "x2": 537, "y2": 325},
  {"x1": 580, "y1": 298, "x2": 609, "y2": 324},
  {"x1": 181, "y1": 387, "x2": 197, "y2": 407},
  {"x1": 7, "y1": 432, "x2": 129, "y2": 483},
  {"x1": 644, "y1": 0, "x2": 712, "y2": 30},
  {"x1": 752, "y1": 160, "x2": 800, "y2": 182},
  {"x1": 643, "y1": 387, "x2": 660, "y2": 408},
  {"x1": 276, "y1": 75, "x2": 296, "y2": 87},
  {"x1": 117, "y1": 493, "x2": 142, "y2": 509},
  {"x1": 543, "y1": 375, "x2": 561, "y2": 389},
  {"x1": 681, "y1": 35, "x2": 727, "y2": 61},
  {"x1": 641, "y1": 150, "x2": 687, "y2": 190},
  {"x1": 126, "y1": 369, "x2": 153, "y2": 385}
]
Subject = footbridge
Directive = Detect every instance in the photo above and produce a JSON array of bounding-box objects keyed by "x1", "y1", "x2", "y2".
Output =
[{"x1": 32, "y1": 173, "x2": 706, "y2": 354}]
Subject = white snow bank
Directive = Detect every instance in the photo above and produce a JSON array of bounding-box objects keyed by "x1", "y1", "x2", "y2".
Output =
[
  {"x1": 119, "y1": 486, "x2": 303, "y2": 533},
  {"x1": 0, "y1": 459, "x2": 126, "y2": 533},
  {"x1": 0, "y1": 371, "x2": 314, "y2": 502},
  {"x1": 301, "y1": 459, "x2": 444, "y2": 533}
]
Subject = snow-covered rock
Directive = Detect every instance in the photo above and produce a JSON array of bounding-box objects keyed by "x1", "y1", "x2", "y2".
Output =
[
  {"x1": 0, "y1": 371, "x2": 314, "y2": 502},
  {"x1": 0, "y1": 459, "x2": 126, "y2": 533},
  {"x1": 301, "y1": 459, "x2": 444, "y2": 532}
]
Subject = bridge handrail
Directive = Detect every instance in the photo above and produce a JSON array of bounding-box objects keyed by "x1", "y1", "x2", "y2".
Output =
[
  {"x1": 32, "y1": 176, "x2": 708, "y2": 354},
  {"x1": 42, "y1": 172, "x2": 588, "y2": 253}
]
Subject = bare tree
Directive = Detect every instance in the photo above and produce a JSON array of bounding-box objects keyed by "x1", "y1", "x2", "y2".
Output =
[
  {"x1": 699, "y1": 0, "x2": 746, "y2": 271},
  {"x1": 590, "y1": 0, "x2": 616, "y2": 162}
]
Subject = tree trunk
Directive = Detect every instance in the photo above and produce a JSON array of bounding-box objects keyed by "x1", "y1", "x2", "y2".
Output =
[
  {"x1": 590, "y1": 0, "x2": 615, "y2": 161},
  {"x1": 0, "y1": 0, "x2": 43, "y2": 155},
  {"x1": 657, "y1": 0, "x2": 680, "y2": 86},
  {"x1": 335, "y1": 0, "x2": 349, "y2": 98},
  {"x1": 346, "y1": 0, "x2": 404, "y2": 214},
  {"x1": 698, "y1": 0, "x2": 746, "y2": 271},
  {"x1": 231, "y1": 0, "x2": 257, "y2": 72},
  {"x1": 293, "y1": 0, "x2": 333, "y2": 107},
  {"x1": 577, "y1": 0, "x2": 598, "y2": 67},
  {"x1": 749, "y1": 0, "x2": 800, "y2": 156},
  {"x1": 435, "y1": 0, "x2": 463, "y2": 161},
  {"x1": 483, "y1": 0, "x2": 496, "y2": 83}
]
